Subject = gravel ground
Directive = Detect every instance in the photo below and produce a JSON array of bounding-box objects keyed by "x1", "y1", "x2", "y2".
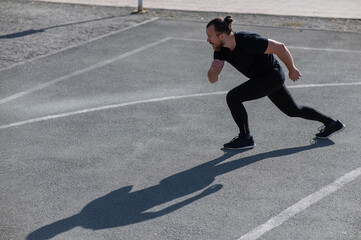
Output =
[{"x1": 1, "y1": 0, "x2": 360, "y2": 70}]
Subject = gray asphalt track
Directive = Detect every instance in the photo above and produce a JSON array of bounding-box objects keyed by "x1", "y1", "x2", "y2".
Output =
[{"x1": 1, "y1": 19, "x2": 360, "y2": 240}]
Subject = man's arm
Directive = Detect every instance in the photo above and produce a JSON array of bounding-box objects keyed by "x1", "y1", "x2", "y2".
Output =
[
  {"x1": 264, "y1": 39, "x2": 302, "y2": 82},
  {"x1": 208, "y1": 60, "x2": 224, "y2": 84}
]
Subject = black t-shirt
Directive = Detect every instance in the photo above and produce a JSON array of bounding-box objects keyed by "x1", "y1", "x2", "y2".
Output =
[{"x1": 214, "y1": 31, "x2": 278, "y2": 79}]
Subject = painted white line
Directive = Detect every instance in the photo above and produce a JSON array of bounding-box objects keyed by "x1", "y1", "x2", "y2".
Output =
[
  {"x1": 0, "y1": 18, "x2": 160, "y2": 72},
  {"x1": 288, "y1": 46, "x2": 361, "y2": 54},
  {"x1": 238, "y1": 167, "x2": 361, "y2": 240},
  {"x1": 0, "y1": 36, "x2": 171, "y2": 105},
  {"x1": 0, "y1": 91, "x2": 226, "y2": 130},
  {"x1": 1, "y1": 81, "x2": 361, "y2": 130},
  {"x1": 289, "y1": 82, "x2": 361, "y2": 88},
  {"x1": 171, "y1": 37, "x2": 204, "y2": 43},
  {"x1": 173, "y1": 38, "x2": 361, "y2": 54},
  {"x1": 1, "y1": 80, "x2": 361, "y2": 130},
  {"x1": 2, "y1": 35, "x2": 359, "y2": 105}
]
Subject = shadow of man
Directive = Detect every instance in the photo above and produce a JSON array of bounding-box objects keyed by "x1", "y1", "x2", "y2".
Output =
[{"x1": 27, "y1": 139, "x2": 334, "y2": 240}]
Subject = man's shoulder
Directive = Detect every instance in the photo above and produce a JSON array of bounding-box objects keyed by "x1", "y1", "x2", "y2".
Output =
[{"x1": 234, "y1": 31, "x2": 260, "y2": 38}]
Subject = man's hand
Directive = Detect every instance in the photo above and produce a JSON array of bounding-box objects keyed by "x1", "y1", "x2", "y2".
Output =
[
  {"x1": 208, "y1": 60, "x2": 224, "y2": 83},
  {"x1": 289, "y1": 67, "x2": 302, "y2": 82},
  {"x1": 211, "y1": 59, "x2": 224, "y2": 73},
  {"x1": 265, "y1": 39, "x2": 302, "y2": 82}
]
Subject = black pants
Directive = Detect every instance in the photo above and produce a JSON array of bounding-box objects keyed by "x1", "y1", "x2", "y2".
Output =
[{"x1": 226, "y1": 65, "x2": 333, "y2": 136}]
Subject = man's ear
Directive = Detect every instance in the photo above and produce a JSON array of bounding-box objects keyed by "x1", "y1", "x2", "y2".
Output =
[{"x1": 219, "y1": 33, "x2": 226, "y2": 41}]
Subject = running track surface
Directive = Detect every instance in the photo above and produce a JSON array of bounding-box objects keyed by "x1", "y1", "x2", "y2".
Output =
[{"x1": 1, "y1": 19, "x2": 361, "y2": 240}]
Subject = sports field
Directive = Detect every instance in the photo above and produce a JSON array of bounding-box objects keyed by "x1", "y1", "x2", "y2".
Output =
[{"x1": 1, "y1": 18, "x2": 360, "y2": 240}]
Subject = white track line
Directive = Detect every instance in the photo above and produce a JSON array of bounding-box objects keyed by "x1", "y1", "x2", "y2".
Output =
[
  {"x1": 2, "y1": 36, "x2": 360, "y2": 105},
  {"x1": 172, "y1": 38, "x2": 361, "y2": 54},
  {"x1": 0, "y1": 92, "x2": 226, "y2": 130},
  {"x1": 238, "y1": 167, "x2": 361, "y2": 240},
  {"x1": 289, "y1": 82, "x2": 361, "y2": 88},
  {"x1": 1, "y1": 81, "x2": 361, "y2": 130},
  {"x1": 0, "y1": 18, "x2": 159, "y2": 73},
  {"x1": 288, "y1": 46, "x2": 361, "y2": 54},
  {"x1": 0, "y1": 36, "x2": 171, "y2": 105}
]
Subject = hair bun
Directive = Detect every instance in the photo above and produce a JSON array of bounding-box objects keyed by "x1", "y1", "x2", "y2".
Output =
[
  {"x1": 224, "y1": 15, "x2": 233, "y2": 24},
  {"x1": 206, "y1": 16, "x2": 234, "y2": 35}
]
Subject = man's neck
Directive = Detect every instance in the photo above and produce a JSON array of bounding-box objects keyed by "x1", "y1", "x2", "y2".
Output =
[{"x1": 223, "y1": 32, "x2": 236, "y2": 51}]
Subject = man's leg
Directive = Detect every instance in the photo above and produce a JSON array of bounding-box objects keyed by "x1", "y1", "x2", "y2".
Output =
[
  {"x1": 268, "y1": 85, "x2": 345, "y2": 138},
  {"x1": 226, "y1": 80, "x2": 269, "y2": 137},
  {"x1": 224, "y1": 80, "x2": 270, "y2": 149},
  {"x1": 268, "y1": 85, "x2": 334, "y2": 124}
]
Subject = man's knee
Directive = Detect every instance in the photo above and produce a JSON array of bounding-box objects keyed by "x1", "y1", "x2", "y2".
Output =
[{"x1": 226, "y1": 90, "x2": 238, "y2": 106}]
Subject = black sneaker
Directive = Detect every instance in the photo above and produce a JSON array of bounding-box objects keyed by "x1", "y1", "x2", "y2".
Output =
[
  {"x1": 316, "y1": 120, "x2": 345, "y2": 139},
  {"x1": 223, "y1": 135, "x2": 255, "y2": 150}
]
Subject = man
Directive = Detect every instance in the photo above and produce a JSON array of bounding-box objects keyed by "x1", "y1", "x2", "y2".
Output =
[{"x1": 206, "y1": 16, "x2": 345, "y2": 150}]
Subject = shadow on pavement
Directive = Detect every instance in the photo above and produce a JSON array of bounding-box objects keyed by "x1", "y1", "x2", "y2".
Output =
[
  {"x1": 27, "y1": 139, "x2": 334, "y2": 239},
  {"x1": 0, "y1": 16, "x2": 120, "y2": 39}
]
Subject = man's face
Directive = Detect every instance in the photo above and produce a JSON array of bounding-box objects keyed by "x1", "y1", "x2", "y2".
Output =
[{"x1": 206, "y1": 25, "x2": 224, "y2": 51}]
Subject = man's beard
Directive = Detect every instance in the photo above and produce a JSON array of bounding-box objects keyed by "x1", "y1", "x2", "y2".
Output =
[{"x1": 211, "y1": 41, "x2": 223, "y2": 51}]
